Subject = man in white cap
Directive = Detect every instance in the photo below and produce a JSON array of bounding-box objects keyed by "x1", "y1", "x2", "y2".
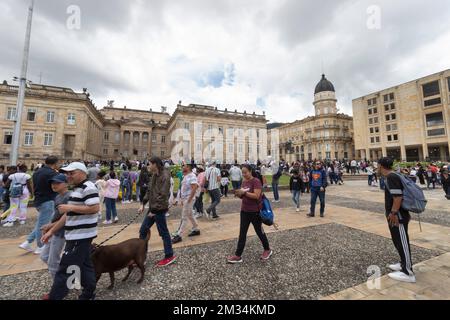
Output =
[{"x1": 41, "y1": 162, "x2": 100, "y2": 300}]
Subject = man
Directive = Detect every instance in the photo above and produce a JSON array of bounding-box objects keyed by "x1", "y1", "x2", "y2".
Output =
[
  {"x1": 307, "y1": 161, "x2": 327, "y2": 218},
  {"x1": 19, "y1": 156, "x2": 58, "y2": 254},
  {"x1": 205, "y1": 161, "x2": 221, "y2": 219},
  {"x1": 87, "y1": 163, "x2": 100, "y2": 183},
  {"x1": 271, "y1": 161, "x2": 281, "y2": 203},
  {"x1": 229, "y1": 164, "x2": 243, "y2": 191},
  {"x1": 138, "y1": 157, "x2": 177, "y2": 267},
  {"x1": 0, "y1": 165, "x2": 4, "y2": 205},
  {"x1": 41, "y1": 162, "x2": 100, "y2": 300},
  {"x1": 379, "y1": 157, "x2": 416, "y2": 283},
  {"x1": 120, "y1": 166, "x2": 132, "y2": 203},
  {"x1": 172, "y1": 164, "x2": 201, "y2": 244},
  {"x1": 350, "y1": 159, "x2": 357, "y2": 175}
]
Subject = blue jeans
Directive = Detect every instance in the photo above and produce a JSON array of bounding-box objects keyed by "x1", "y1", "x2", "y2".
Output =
[
  {"x1": 104, "y1": 197, "x2": 117, "y2": 221},
  {"x1": 135, "y1": 185, "x2": 140, "y2": 201},
  {"x1": 368, "y1": 175, "x2": 373, "y2": 186},
  {"x1": 272, "y1": 182, "x2": 280, "y2": 201},
  {"x1": 121, "y1": 183, "x2": 131, "y2": 201},
  {"x1": 0, "y1": 186, "x2": 4, "y2": 202},
  {"x1": 292, "y1": 190, "x2": 301, "y2": 208},
  {"x1": 139, "y1": 212, "x2": 173, "y2": 259},
  {"x1": 310, "y1": 188, "x2": 325, "y2": 216},
  {"x1": 27, "y1": 200, "x2": 54, "y2": 248},
  {"x1": 231, "y1": 180, "x2": 242, "y2": 190},
  {"x1": 207, "y1": 189, "x2": 221, "y2": 216}
]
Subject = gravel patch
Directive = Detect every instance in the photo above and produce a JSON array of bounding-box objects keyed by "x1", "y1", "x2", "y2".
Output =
[{"x1": 0, "y1": 223, "x2": 438, "y2": 300}]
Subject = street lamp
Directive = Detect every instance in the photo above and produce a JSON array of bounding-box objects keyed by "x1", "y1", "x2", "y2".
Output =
[{"x1": 10, "y1": 0, "x2": 35, "y2": 165}]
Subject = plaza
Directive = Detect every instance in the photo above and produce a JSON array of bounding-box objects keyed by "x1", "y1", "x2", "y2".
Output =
[{"x1": 1, "y1": 180, "x2": 449, "y2": 300}]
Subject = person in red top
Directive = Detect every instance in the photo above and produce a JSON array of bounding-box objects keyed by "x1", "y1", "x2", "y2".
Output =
[{"x1": 227, "y1": 164, "x2": 272, "y2": 264}]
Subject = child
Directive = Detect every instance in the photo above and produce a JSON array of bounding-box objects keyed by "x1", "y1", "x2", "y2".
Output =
[
  {"x1": 40, "y1": 174, "x2": 71, "y2": 280},
  {"x1": 95, "y1": 171, "x2": 107, "y2": 220},
  {"x1": 103, "y1": 171, "x2": 120, "y2": 224},
  {"x1": 289, "y1": 170, "x2": 303, "y2": 212}
]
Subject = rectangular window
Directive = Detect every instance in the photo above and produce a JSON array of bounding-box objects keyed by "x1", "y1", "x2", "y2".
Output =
[
  {"x1": 104, "y1": 132, "x2": 109, "y2": 141},
  {"x1": 370, "y1": 128, "x2": 374, "y2": 134},
  {"x1": 184, "y1": 122, "x2": 190, "y2": 130},
  {"x1": 426, "y1": 112, "x2": 444, "y2": 127},
  {"x1": 390, "y1": 103, "x2": 396, "y2": 110},
  {"x1": 24, "y1": 132, "x2": 34, "y2": 146},
  {"x1": 424, "y1": 98, "x2": 442, "y2": 107},
  {"x1": 46, "y1": 111, "x2": 55, "y2": 123},
  {"x1": 391, "y1": 124, "x2": 397, "y2": 131},
  {"x1": 385, "y1": 105, "x2": 389, "y2": 112},
  {"x1": 391, "y1": 113, "x2": 396, "y2": 120},
  {"x1": 44, "y1": 133, "x2": 53, "y2": 146},
  {"x1": 7, "y1": 107, "x2": 16, "y2": 120},
  {"x1": 386, "y1": 125, "x2": 391, "y2": 131},
  {"x1": 161, "y1": 135, "x2": 166, "y2": 143},
  {"x1": 375, "y1": 127, "x2": 379, "y2": 133},
  {"x1": 67, "y1": 113, "x2": 76, "y2": 125},
  {"x1": 375, "y1": 137, "x2": 380, "y2": 143},
  {"x1": 4, "y1": 131, "x2": 13, "y2": 145},
  {"x1": 114, "y1": 149, "x2": 119, "y2": 155},
  {"x1": 370, "y1": 137, "x2": 375, "y2": 144},
  {"x1": 151, "y1": 134, "x2": 157, "y2": 143},
  {"x1": 103, "y1": 149, "x2": 108, "y2": 155},
  {"x1": 369, "y1": 118, "x2": 373, "y2": 125},
  {"x1": 422, "y1": 81, "x2": 440, "y2": 97},
  {"x1": 428, "y1": 128, "x2": 445, "y2": 136},
  {"x1": 161, "y1": 150, "x2": 165, "y2": 157},
  {"x1": 374, "y1": 117, "x2": 378, "y2": 124},
  {"x1": 387, "y1": 135, "x2": 392, "y2": 142},
  {"x1": 393, "y1": 134, "x2": 398, "y2": 141},
  {"x1": 27, "y1": 108, "x2": 37, "y2": 122}
]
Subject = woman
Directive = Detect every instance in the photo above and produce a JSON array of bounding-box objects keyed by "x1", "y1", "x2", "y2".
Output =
[
  {"x1": 194, "y1": 166, "x2": 206, "y2": 218},
  {"x1": 227, "y1": 165, "x2": 272, "y2": 264},
  {"x1": 103, "y1": 171, "x2": 120, "y2": 224},
  {"x1": 441, "y1": 169, "x2": 450, "y2": 199},
  {"x1": 3, "y1": 164, "x2": 33, "y2": 227},
  {"x1": 220, "y1": 165, "x2": 230, "y2": 197}
]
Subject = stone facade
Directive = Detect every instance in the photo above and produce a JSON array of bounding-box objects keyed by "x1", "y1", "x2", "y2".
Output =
[
  {"x1": 353, "y1": 69, "x2": 450, "y2": 162},
  {"x1": 0, "y1": 81, "x2": 268, "y2": 165},
  {"x1": 0, "y1": 81, "x2": 103, "y2": 165},
  {"x1": 272, "y1": 75, "x2": 355, "y2": 163}
]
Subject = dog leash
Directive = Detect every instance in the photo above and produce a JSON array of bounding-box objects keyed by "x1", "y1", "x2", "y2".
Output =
[{"x1": 94, "y1": 212, "x2": 141, "y2": 249}]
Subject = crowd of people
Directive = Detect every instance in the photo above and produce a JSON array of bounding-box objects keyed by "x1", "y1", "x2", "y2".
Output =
[{"x1": 0, "y1": 155, "x2": 449, "y2": 299}]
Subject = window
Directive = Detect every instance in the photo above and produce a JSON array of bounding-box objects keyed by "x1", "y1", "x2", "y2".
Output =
[
  {"x1": 384, "y1": 93, "x2": 395, "y2": 102},
  {"x1": 373, "y1": 117, "x2": 378, "y2": 124},
  {"x1": 393, "y1": 134, "x2": 398, "y2": 141},
  {"x1": 6, "y1": 107, "x2": 16, "y2": 120},
  {"x1": 426, "y1": 112, "x2": 444, "y2": 127},
  {"x1": 376, "y1": 137, "x2": 380, "y2": 143},
  {"x1": 375, "y1": 127, "x2": 379, "y2": 133},
  {"x1": 151, "y1": 134, "x2": 157, "y2": 143},
  {"x1": 422, "y1": 81, "x2": 440, "y2": 97},
  {"x1": 115, "y1": 132, "x2": 120, "y2": 142},
  {"x1": 370, "y1": 128, "x2": 374, "y2": 134},
  {"x1": 44, "y1": 133, "x2": 53, "y2": 146},
  {"x1": 104, "y1": 132, "x2": 109, "y2": 141},
  {"x1": 428, "y1": 128, "x2": 445, "y2": 136},
  {"x1": 370, "y1": 137, "x2": 375, "y2": 143},
  {"x1": 367, "y1": 98, "x2": 377, "y2": 106},
  {"x1": 24, "y1": 132, "x2": 34, "y2": 146},
  {"x1": 184, "y1": 122, "x2": 190, "y2": 130},
  {"x1": 67, "y1": 113, "x2": 76, "y2": 125},
  {"x1": 114, "y1": 149, "x2": 119, "y2": 155},
  {"x1": 27, "y1": 108, "x2": 36, "y2": 121},
  {"x1": 390, "y1": 103, "x2": 396, "y2": 110},
  {"x1": 424, "y1": 98, "x2": 442, "y2": 107},
  {"x1": 4, "y1": 131, "x2": 13, "y2": 144},
  {"x1": 369, "y1": 118, "x2": 373, "y2": 125},
  {"x1": 161, "y1": 135, "x2": 166, "y2": 144},
  {"x1": 142, "y1": 133, "x2": 148, "y2": 143},
  {"x1": 103, "y1": 149, "x2": 108, "y2": 155},
  {"x1": 46, "y1": 111, "x2": 55, "y2": 123},
  {"x1": 387, "y1": 135, "x2": 392, "y2": 142},
  {"x1": 386, "y1": 114, "x2": 396, "y2": 121},
  {"x1": 161, "y1": 150, "x2": 165, "y2": 157}
]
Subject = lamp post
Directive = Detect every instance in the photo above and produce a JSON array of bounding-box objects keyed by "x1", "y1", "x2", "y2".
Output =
[{"x1": 10, "y1": 0, "x2": 35, "y2": 165}]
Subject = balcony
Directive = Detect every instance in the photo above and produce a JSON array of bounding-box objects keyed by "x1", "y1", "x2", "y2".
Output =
[{"x1": 314, "y1": 124, "x2": 340, "y2": 130}]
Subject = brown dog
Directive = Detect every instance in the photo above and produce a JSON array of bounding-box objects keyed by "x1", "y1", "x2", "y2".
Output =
[{"x1": 91, "y1": 231, "x2": 151, "y2": 289}]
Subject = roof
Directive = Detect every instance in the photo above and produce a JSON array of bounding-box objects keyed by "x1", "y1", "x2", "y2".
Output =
[{"x1": 314, "y1": 74, "x2": 335, "y2": 94}]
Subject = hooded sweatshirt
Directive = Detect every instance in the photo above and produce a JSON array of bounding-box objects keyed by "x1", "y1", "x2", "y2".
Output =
[{"x1": 104, "y1": 178, "x2": 120, "y2": 199}]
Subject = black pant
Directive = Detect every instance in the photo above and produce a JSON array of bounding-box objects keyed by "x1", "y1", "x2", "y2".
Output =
[
  {"x1": 139, "y1": 186, "x2": 148, "y2": 203},
  {"x1": 194, "y1": 192, "x2": 204, "y2": 213},
  {"x1": 235, "y1": 211, "x2": 270, "y2": 257},
  {"x1": 220, "y1": 184, "x2": 228, "y2": 197},
  {"x1": 388, "y1": 213, "x2": 414, "y2": 276},
  {"x1": 49, "y1": 239, "x2": 96, "y2": 300}
]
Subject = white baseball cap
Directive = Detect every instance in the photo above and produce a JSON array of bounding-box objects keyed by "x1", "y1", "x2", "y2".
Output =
[{"x1": 61, "y1": 162, "x2": 88, "y2": 174}]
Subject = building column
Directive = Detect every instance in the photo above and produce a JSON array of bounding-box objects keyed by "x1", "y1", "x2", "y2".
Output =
[
  {"x1": 382, "y1": 147, "x2": 387, "y2": 157},
  {"x1": 422, "y1": 144, "x2": 429, "y2": 161},
  {"x1": 400, "y1": 145, "x2": 407, "y2": 162}
]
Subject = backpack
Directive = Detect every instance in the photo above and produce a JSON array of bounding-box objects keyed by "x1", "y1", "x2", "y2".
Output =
[
  {"x1": 259, "y1": 194, "x2": 277, "y2": 227},
  {"x1": 386, "y1": 172, "x2": 427, "y2": 214},
  {"x1": 9, "y1": 175, "x2": 25, "y2": 198}
]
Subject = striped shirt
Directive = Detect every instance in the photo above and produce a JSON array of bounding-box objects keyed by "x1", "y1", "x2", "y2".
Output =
[
  {"x1": 65, "y1": 180, "x2": 100, "y2": 241},
  {"x1": 206, "y1": 167, "x2": 221, "y2": 191}
]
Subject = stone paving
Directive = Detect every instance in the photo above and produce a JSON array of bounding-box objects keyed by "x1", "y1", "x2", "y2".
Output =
[{"x1": 0, "y1": 181, "x2": 449, "y2": 300}]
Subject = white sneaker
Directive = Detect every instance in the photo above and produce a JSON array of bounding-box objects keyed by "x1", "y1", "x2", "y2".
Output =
[
  {"x1": 165, "y1": 213, "x2": 170, "y2": 217},
  {"x1": 114, "y1": 217, "x2": 119, "y2": 223},
  {"x1": 388, "y1": 271, "x2": 416, "y2": 283},
  {"x1": 388, "y1": 263, "x2": 402, "y2": 272},
  {"x1": 296, "y1": 208, "x2": 300, "y2": 212},
  {"x1": 19, "y1": 220, "x2": 26, "y2": 225},
  {"x1": 103, "y1": 220, "x2": 112, "y2": 225},
  {"x1": 19, "y1": 241, "x2": 33, "y2": 252},
  {"x1": 3, "y1": 222, "x2": 14, "y2": 227},
  {"x1": 34, "y1": 246, "x2": 44, "y2": 255}
]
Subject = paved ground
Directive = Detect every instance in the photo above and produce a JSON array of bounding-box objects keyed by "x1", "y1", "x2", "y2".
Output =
[
  {"x1": 1, "y1": 180, "x2": 449, "y2": 300},
  {"x1": 0, "y1": 224, "x2": 438, "y2": 300}
]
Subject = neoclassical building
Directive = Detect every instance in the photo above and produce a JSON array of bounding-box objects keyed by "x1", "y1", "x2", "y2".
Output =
[
  {"x1": 273, "y1": 75, "x2": 355, "y2": 162},
  {"x1": 0, "y1": 80, "x2": 268, "y2": 165}
]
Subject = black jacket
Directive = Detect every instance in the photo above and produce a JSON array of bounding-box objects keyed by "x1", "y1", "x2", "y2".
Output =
[{"x1": 289, "y1": 176, "x2": 304, "y2": 191}]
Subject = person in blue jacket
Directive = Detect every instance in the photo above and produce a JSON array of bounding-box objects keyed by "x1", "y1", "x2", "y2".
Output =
[{"x1": 307, "y1": 161, "x2": 328, "y2": 218}]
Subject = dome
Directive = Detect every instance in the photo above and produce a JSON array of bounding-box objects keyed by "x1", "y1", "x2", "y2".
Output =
[{"x1": 314, "y1": 74, "x2": 335, "y2": 94}]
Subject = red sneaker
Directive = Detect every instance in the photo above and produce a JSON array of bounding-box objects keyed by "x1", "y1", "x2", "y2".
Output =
[
  {"x1": 227, "y1": 255, "x2": 243, "y2": 264},
  {"x1": 156, "y1": 256, "x2": 177, "y2": 267},
  {"x1": 261, "y1": 250, "x2": 273, "y2": 261},
  {"x1": 42, "y1": 293, "x2": 50, "y2": 300}
]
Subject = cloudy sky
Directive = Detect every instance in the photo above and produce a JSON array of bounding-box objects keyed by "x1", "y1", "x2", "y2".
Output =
[{"x1": 1, "y1": 0, "x2": 450, "y2": 123}]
